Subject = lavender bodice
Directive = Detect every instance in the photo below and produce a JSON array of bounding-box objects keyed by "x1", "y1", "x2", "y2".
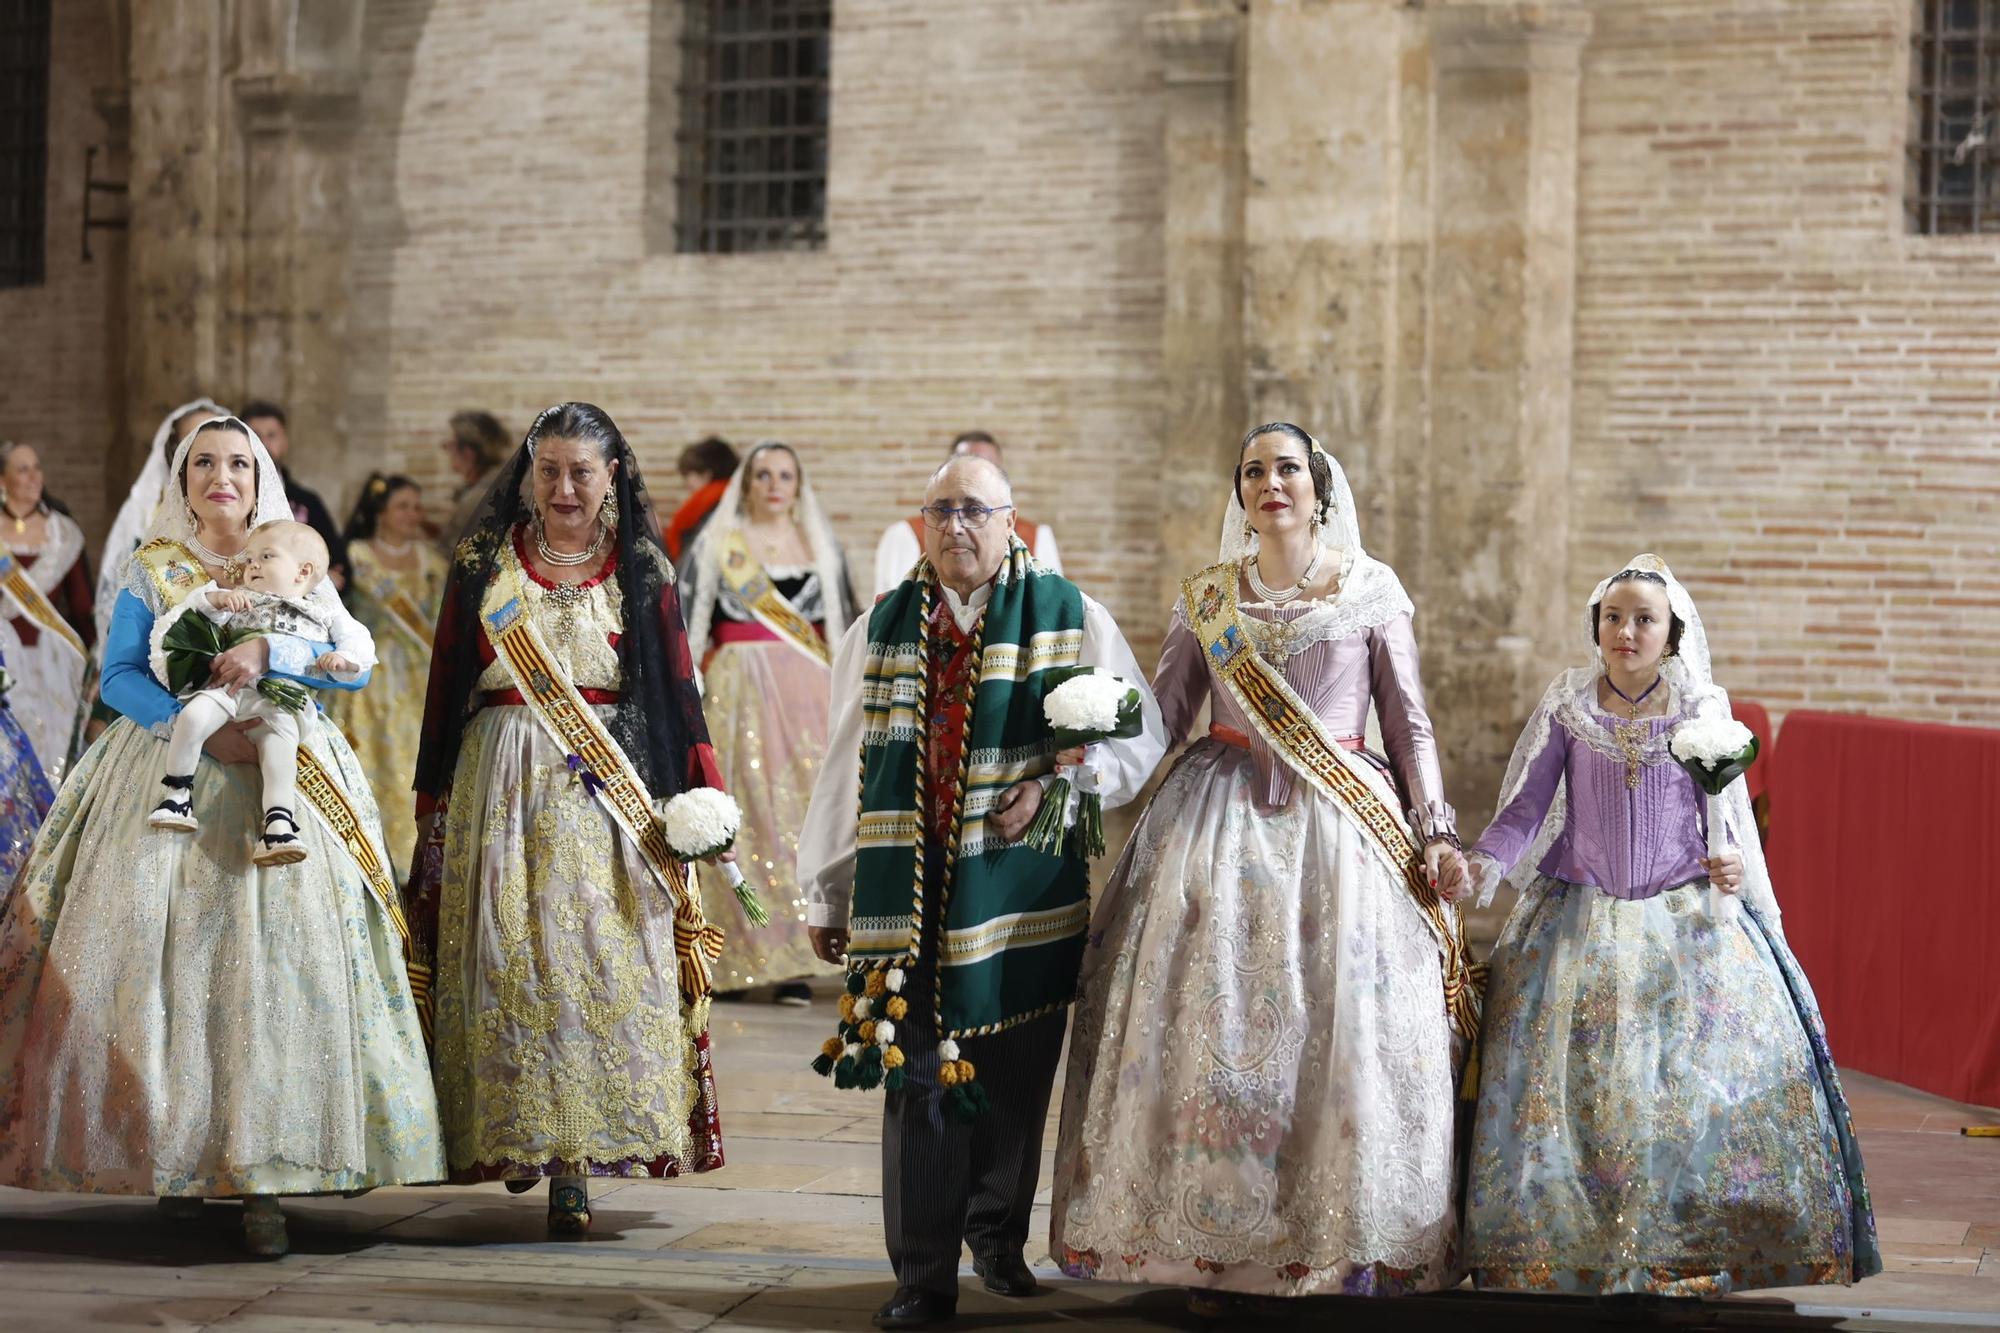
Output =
[
  {"x1": 1152, "y1": 596, "x2": 1456, "y2": 840},
  {"x1": 1472, "y1": 706, "x2": 1714, "y2": 900}
]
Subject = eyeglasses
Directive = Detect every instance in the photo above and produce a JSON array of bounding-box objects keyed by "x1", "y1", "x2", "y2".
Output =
[{"x1": 919, "y1": 503, "x2": 1013, "y2": 530}]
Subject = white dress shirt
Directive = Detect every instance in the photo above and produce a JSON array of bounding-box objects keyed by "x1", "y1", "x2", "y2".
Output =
[{"x1": 798, "y1": 578, "x2": 1166, "y2": 930}]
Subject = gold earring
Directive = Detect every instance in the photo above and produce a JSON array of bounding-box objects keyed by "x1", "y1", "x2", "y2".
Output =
[
  {"x1": 185, "y1": 501, "x2": 199, "y2": 533},
  {"x1": 600, "y1": 491, "x2": 620, "y2": 529}
]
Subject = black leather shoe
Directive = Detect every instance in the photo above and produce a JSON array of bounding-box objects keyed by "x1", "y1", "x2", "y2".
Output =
[
  {"x1": 873, "y1": 1285, "x2": 956, "y2": 1328},
  {"x1": 972, "y1": 1253, "x2": 1040, "y2": 1297}
]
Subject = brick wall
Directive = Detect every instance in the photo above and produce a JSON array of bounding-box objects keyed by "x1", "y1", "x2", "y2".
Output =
[
  {"x1": 0, "y1": 1, "x2": 121, "y2": 544},
  {"x1": 343, "y1": 0, "x2": 1171, "y2": 658},
  {"x1": 1572, "y1": 0, "x2": 2000, "y2": 725}
]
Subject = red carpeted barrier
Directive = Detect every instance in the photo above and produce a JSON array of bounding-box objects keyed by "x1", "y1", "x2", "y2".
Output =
[{"x1": 1763, "y1": 710, "x2": 2000, "y2": 1109}]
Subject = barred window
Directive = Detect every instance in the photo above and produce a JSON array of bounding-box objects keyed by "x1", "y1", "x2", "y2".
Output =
[
  {"x1": 1907, "y1": 0, "x2": 2000, "y2": 234},
  {"x1": 675, "y1": 0, "x2": 831, "y2": 254},
  {"x1": 0, "y1": 0, "x2": 51, "y2": 287}
]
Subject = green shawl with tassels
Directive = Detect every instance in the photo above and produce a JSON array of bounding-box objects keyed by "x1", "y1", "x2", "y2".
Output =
[{"x1": 850, "y1": 539, "x2": 1088, "y2": 1037}]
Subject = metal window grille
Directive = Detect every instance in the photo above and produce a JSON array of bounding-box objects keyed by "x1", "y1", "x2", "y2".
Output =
[
  {"x1": 1907, "y1": 0, "x2": 2000, "y2": 234},
  {"x1": 0, "y1": 0, "x2": 50, "y2": 287},
  {"x1": 675, "y1": 0, "x2": 831, "y2": 254}
]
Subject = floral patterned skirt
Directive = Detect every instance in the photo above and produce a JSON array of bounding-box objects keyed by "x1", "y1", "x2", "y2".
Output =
[
  {"x1": 1466, "y1": 878, "x2": 1881, "y2": 1294},
  {"x1": 1051, "y1": 739, "x2": 1464, "y2": 1297},
  {"x1": 433, "y1": 705, "x2": 723, "y2": 1182}
]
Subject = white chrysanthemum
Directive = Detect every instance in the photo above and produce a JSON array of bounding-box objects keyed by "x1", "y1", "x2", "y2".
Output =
[
  {"x1": 1669, "y1": 717, "x2": 1755, "y2": 765},
  {"x1": 1044, "y1": 671, "x2": 1131, "y2": 734},
  {"x1": 855, "y1": 996, "x2": 872, "y2": 1020},
  {"x1": 938, "y1": 1039, "x2": 960, "y2": 1062},
  {"x1": 885, "y1": 968, "x2": 905, "y2": 993},
  {"x1": 661, "y1": 787, "x2": 743, "y2": 859},
  {"x1": 875, "y1": 1020, "x2": 897, "y2": 1046},
  {"x1": 842, "y1": 1042, "x2": 861, "y2": 1061}
]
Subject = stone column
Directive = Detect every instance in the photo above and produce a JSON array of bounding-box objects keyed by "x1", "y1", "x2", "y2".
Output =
[
  {"x1": 1238, "y1": 0, "x2": 1427, "y2": 569},
  {"x1": 125, "y1": 1, "x2": 231, "y2": 465},
  {"x1": 233, "y1": 0, "x2": 367, "y2": 505},
  {"x1": 122, "y1": 2, "x2": 367, "y2": 507},
  {"x1": 1146, "y1": 6, "x2": 1246, "y2": 596},
  {"x1": 1422, "y1": 2, "x2": 1591, "y2": 822}
]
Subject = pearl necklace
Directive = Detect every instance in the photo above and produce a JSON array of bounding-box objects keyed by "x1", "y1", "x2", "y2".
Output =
[
  {"x1": 1247, "y1": 545, "x2": 1325, "y2": 605},
  {"x1": 189, "y1": 533, "x2": 238, "y2": 570},
  {"x1": 535, "y1": 523, "x2": 604, "y2": 568},
  {"x1": 371, "y1": 536, "x2": 416, "y2": 558}
]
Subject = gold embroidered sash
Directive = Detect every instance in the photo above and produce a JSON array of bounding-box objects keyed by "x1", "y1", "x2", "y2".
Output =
[
  {"x1": 136, "y1": 538, "x2": 432, "y2": 1034},
  {"x1": 296, "y1": 746, "x2": 433, "y2": 1041},
  {"x1": 135, "y1": 539, "x2": 210, "y2": 607},
  {"x1": 1182, "y1": 562, "x2": 1481, "y2": 1042},
  {"x1": 716, "y1": 528, "x2": 831, "y2": 667},
  {"x1": 480, "y1": 560, "x2": 724, "y2": 1001},
  {"x1": 0, "y1": 550, "x2": 87, "y2": 662}
]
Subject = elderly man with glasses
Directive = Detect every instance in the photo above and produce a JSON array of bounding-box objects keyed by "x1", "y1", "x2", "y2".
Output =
[
  {"x1": 871, "y1": 431, "x2": 1062, "y2": 597},
  {"x1": 799, "y1": 453, "x2": 1165, "y2": 1329}
]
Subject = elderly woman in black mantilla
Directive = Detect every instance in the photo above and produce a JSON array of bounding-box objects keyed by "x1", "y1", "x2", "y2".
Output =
[{"x1": 408, "y1": 402, "x2": 733, "y2": 1237}]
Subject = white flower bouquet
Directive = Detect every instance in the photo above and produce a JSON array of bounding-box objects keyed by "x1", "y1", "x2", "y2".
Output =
[
  {"x1": 1021, "y1": 666, "x2": 1143, "y2": 860},
  {"x1": 1668, "y1": 715, "x2": 1759, "y2": 924},
  {"x1": 661, "y1": 787, "x2": 768, "y2": 926}
]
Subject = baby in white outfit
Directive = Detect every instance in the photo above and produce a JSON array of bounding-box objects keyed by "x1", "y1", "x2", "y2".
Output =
[{"x1": 147, "y1": 520, "x2": 368, "y2": 866}]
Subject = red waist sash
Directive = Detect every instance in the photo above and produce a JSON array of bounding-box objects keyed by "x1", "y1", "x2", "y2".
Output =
[{"x1": 1209, "y1": 722, "x2": 1363, "y2": 752}]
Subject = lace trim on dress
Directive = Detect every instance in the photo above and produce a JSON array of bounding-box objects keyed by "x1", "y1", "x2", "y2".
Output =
[
  {"x1": 1554, "y1": 679, "x2": 1689, "y2": 771},
  {"x1": 1234, "y1": 552, "x2": 1414, "y2": 652},
  {"x1": 11, "y1": 511, "x2": 84, "y2": 592}
]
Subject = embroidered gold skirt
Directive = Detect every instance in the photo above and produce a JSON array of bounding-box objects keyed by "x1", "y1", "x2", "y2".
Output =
[{"x1": 432, "y1": 704, "x2": 723, "y2": 1181}]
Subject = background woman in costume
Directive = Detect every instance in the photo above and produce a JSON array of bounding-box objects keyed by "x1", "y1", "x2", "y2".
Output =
[
  {"x1": 0, "y1": 645, "x2": 54, "y2": 881},
  {"x1": 0, "y1": 417, "x2": 444, "y2": 1259},
  {"x1": 1051, "y1": 423, "x2": 1474, "y2": 1305},
  {"x1": 0, "y1": 441, "x2": 95, "y2": 781},
  {"x1": 328, "y1": 472, "x2": 446, "y2": 878},
  {"x1": 409, "y1": 402, "x2": 730, "y2": 1237},
  {"x1": 680, "y1": 441, "x2": 856, "y2": 1004},
  {"x1": 1457, "y1": 555, "x2": 1880, "y2": 1295}
]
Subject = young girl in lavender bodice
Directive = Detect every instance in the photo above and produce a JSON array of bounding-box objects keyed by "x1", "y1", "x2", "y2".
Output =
[{"x1": 1451, "y1": 554, "x2": 1879, "y2": 1296}]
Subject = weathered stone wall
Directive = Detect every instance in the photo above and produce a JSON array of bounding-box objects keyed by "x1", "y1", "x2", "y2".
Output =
[{"x1": 0, "y1": 0, "x2": 124, "y2": 539}]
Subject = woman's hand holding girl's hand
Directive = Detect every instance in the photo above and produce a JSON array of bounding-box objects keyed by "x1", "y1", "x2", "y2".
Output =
[{"x1": 1426, "y1": 842, "x2": 1471, "y2": 902}]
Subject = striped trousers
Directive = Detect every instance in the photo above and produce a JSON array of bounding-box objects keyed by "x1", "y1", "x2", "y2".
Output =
[{"x1": 880, "y1": 841, "x2": 1068, "y2": 1297}]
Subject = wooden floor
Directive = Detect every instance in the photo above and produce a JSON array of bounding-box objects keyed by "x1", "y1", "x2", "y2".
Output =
[{"x1": 2, "y1": 982, "x2": 1996, "y2": 1331}]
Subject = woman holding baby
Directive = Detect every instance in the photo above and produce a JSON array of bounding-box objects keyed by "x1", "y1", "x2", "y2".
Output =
[{"x1": 0, "y1": 416, "x2": 444, "y2": 1257}]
